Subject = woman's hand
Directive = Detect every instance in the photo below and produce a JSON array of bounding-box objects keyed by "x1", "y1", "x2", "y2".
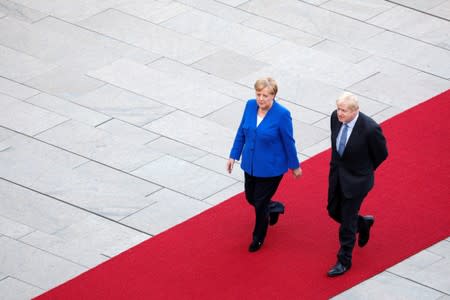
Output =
[
  {"x1": 226, "y1": 159, "x2": 235, "y2": 174},
  {"x1": 292, "y1": 167, "x2": 302, "y2": 178}
]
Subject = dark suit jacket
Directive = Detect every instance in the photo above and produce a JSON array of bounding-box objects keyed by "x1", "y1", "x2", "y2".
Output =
[{"x1": 328, "y1": 110, "x2": 388, "y2": 217}]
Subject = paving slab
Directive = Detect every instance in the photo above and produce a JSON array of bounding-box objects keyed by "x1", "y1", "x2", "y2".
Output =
[
  {"x1": 121, "y1": 188, "x2": 212, "y2": 235},
  {"x1": 369, "y1": 6, "x2": 450, "y2": 49},
  {"x1": 74, "y1": 84, "x2": 176, "y2": 127},
  {"x1": 0, "y1": 215, "x2": 35, "y2": 239},
  {"x1": 0, "y1": 94, "x2": 68, "y2": 136},
  {"x1": 0, "y1": 236, "x2": 86, "y2": 290},
  {"x1": 80, "y1": 9, "x2": 218, "y2": 64},
  {"x1": 0, "y1": 276, "x2": 43, "y2": 300},
  {"x1": 0, "y1": 44, "x2": 56, "y2": 83},
  {"x1": 331, "y1": 271, "x2": 445, "y2": 299},
  {"x1": 97, "y1": 119, "x2": 159, "y2": 145},
  {"x1": 0, "y1": 76, "x2": 40, "y2": 100},
  {"x1": 321, "y1": 0, "x2": 395, "y2": 21},
  {"x1": 116, "y1": 0, "x2": 191, "y2": 24},
  {"x1": 132, "y1": 155, "x2": 237, "y2": 200},
  {"x1": 428, "y1": 1, "x2": 450, "y2": 19},
  {"x1": 0, "y1": 0, "x2": 47, "y2": 23},
  {"x1": 25, "y1": 93, "x2": 110, "y2": 127},
  {"x1": 146, "y1": 137, "x2": 208, "y2": 162}
]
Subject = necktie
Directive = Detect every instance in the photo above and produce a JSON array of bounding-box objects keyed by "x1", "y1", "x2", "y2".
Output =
[{"x1": 338, "y1": 124, "x2": 348, "y2": 156}]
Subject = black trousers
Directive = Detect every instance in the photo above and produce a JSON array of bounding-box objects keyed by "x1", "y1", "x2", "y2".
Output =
[
  {"x1": 331, "y1": 181, "x2": 368, "y2": 267},
  {"x1": 244, "y1": 172, "x2": 283, "y2": 243}
]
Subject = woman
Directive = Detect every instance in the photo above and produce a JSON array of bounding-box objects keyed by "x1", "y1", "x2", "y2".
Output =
[{"x1": 227, "y1": 77, "x2": 302, "y2": 252}]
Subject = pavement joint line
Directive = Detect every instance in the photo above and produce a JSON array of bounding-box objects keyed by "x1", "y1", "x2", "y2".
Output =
[
  {"x1": 0, "y1": 176, "x2": 154, "y2": 238},
  {"x1": 385, "y1": 269, "x2": 449, "y2": 295},
  {"x1": 385, "y1": 0, "x2": 450, "y2": 22}
]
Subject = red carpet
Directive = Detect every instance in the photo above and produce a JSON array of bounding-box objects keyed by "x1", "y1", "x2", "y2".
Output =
[{"x1": 35, "y1": 90, "x2": 450, "y2": 299}]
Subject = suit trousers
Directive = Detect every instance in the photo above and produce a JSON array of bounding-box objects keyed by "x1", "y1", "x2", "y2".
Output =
[
  {"x1": 333, "y1": 179, "x2": 368, "y2": 266},
  {"x1": 244, "y1": 172, "x2": 283, "y2": 243}
]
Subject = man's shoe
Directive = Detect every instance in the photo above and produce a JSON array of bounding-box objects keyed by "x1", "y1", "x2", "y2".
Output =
[
  {"x1": 358, "y1": 216, "x2": 374, "y2": 247},
  {"x1": 248, "y1": 240, "x2": 263, "y2": 252},
  {"x1": 327, "y1": 261, "x2": 351, "y2": 277}
]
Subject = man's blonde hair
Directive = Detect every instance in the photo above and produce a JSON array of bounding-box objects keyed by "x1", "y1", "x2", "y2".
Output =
[{"x1": 337, "y1": 92, "x2": 359, "y2": 111}]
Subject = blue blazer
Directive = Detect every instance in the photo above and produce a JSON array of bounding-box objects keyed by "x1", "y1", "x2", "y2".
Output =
[{"x1": 229, "y1": 99, "x2": 300, "y2": 177}]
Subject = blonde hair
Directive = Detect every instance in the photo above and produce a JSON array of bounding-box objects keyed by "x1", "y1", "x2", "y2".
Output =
[
  {"x1": 337, "y1": 92, "x2": 359, "y2": 111},
  {"x1": 254, "y1": 77, "x2": 278, "y2": 96}
]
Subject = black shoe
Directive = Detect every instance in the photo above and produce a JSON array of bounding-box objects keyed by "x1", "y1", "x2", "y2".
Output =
[
  {"x1": 248, "y1": 240, "x2": 263, "y2": 252},
  {"x1": 269, "y1": 201, "x2": 284, "y2": 226},
  {"x1": 269, "y1": 212, "x2": 280, "y2": 226},
  {"x1": 358, "y1": 216, "x2": 374, "y2": 247},
  {"x1": 327, "y1": 261, "x2": 351, "y2": 277}
]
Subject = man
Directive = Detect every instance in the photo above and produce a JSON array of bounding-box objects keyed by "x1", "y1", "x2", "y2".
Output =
[{"x1": 327, "y1": 92, "x2": 388, "y2": 277}]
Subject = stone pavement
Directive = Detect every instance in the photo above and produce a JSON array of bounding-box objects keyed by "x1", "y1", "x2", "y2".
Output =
[{"x1": 0, "y1": 0, "x2": 449, "y2": 299}]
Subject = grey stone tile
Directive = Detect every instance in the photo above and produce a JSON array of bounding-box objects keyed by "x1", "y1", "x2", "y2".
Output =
[
  {"x1": 369, "y1": 6, "x2": 450, "y2": 50},
  {"x1": 293, "y1": 119, "x2": 329, "y2": 151},
  {"x1": 191, "y1": 49, "x2": 268, "y2": 81},
  {"x1": 358, "y1": 31, "x2": 450, "y2": 79},
  {"x1": 427, "y1": 240, "x2": 450, "y2": 257},
  {"x1": 0, "y1": 276, "x2": 43, "y2": 300},
  {"x1": 312, "y1": 40, "x2": 371, "y2": 63},
  {"x1": 0, "y1": 0, "x2": 47, "y2": 23},
  {"x1": 428, "y1": 1, "x2": 450, "y2": 19},
  {"x1": 21, "y1": 230, "x2": 109, "y2": 268},
  {"x1": 11, "y1": 0, "x2": 125, "y2": 22},
  {"x1": 0, "y1": 132, "x2": 89, "y2": 187},
  {"x1": 332, "y1": 271, "x2": 445, "y2": 300},
  {"x1": 146, "y1": 137, "x2": 207, "y2": 162},
  {"x1": 372, "y1": 106, "x2": 404, "y2": 124},
  {"x1": 252, "y1": 41, "x2": 377, "y2": 88},
  {"x1": 205, "y1": 100, "x2": 246, "y2": 130},
  {"x1": 387, "y1": 0, "x2": 446, "y2": 11},
  {"x1": 0, "y1": 215, "x2": 34, "y2": 239},
  {"x1": 203, "y1": 182, "x2": 243, "y2": 206},
  {"x1": 388, "y1": 249, "x2": 444, "y2": 275},
  {"x1": 0, "y1": 17, "x2": 135, "y2": 71},
  {"x1": 178, "y1": 0, "x2": 253, "y2": 23},
  {"x1": 241, "y1": 15, "x2": 323, "y2": 47},
  {"x1": 392, "y1": 257, "x2": 450, "y2": 294},
  {"x1": 25, "y1": 93, "x2": 110, "y2": 127},
  {"x1": 132, "y1": 155, "x2": 237, "y2": 200},
  {"x1": 36, "y1": 120, "x2": 164, "y2": 172},
  {"x1": 301, "y1": 0, "x2": 329, "y2": 5},
  {"x1": 162, "y1": 9, "x2": 280, "y2": 56},
  {"x1": 0, "y1": 179, "x2": 89, "y2": 234},
  {"x1": 144, "y1": 110, "x2": 235, "y2": 158},
  {"x1": 80, "y1": 9, "x2": 217, "y2": 64},
  {"x1": 97, "y1": 119, "x2": 159, "y2": 145},
  {"x1": 240, "y1": 0, "x2": 383, "y2": 45},
  {"x1": 0, "y1": 77, "x2": 39, "y2": 100},
  {"x1": 321, "y1": 0, "x2": 395, "y2": 21},
  {"x1": 194, "y1": 153, "x2": 244, "y2": 182},
  {"x1": 356, "y1": 56, "x2": 421, "y2": 79},
  {"x1": 116, "y1": 0, "x2": 191, "y2": 24},
  {"x1": 26, "y1": 67, "x2": 105, "y2": 100},
  {"x1": 121, "y1": 188, "x2": 212, "y2": 235},
  {"x1": 277, "y1": 99, "x2": 327, "y2": 124},
  {"x1": 0, "y1": 44, "x2": 56, "y2": 83},
  {"x1": 50, "y1": 214, "x2": 150, "y2": 258},
  {"x1": 0, "y1": 94, "x2": 68, "y2": 136},
  {"x1": 148, "y1": 58, "x2": 252, "y2": 100},
  {"x1": 74, "y1": 84, "x2": 176, "y2": 127},
  {"x1": 349, "y1": 71, "x2": 450, "y2": 109},
  {"x1": 0, "y1": 127, "x2": 15, "y2": 143},
  {"x1": 301, "y1": 137, "x2": 331, "y2": 157},
  {"x1": 0, "y1": 236, "x2": 86, "y2": 290},
  {"x1": 216, "y1": 0, "x2": 248, "y2": 6},
  {"x1": 33, "y1": 161, "x2": 161, "y2": 220}
]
